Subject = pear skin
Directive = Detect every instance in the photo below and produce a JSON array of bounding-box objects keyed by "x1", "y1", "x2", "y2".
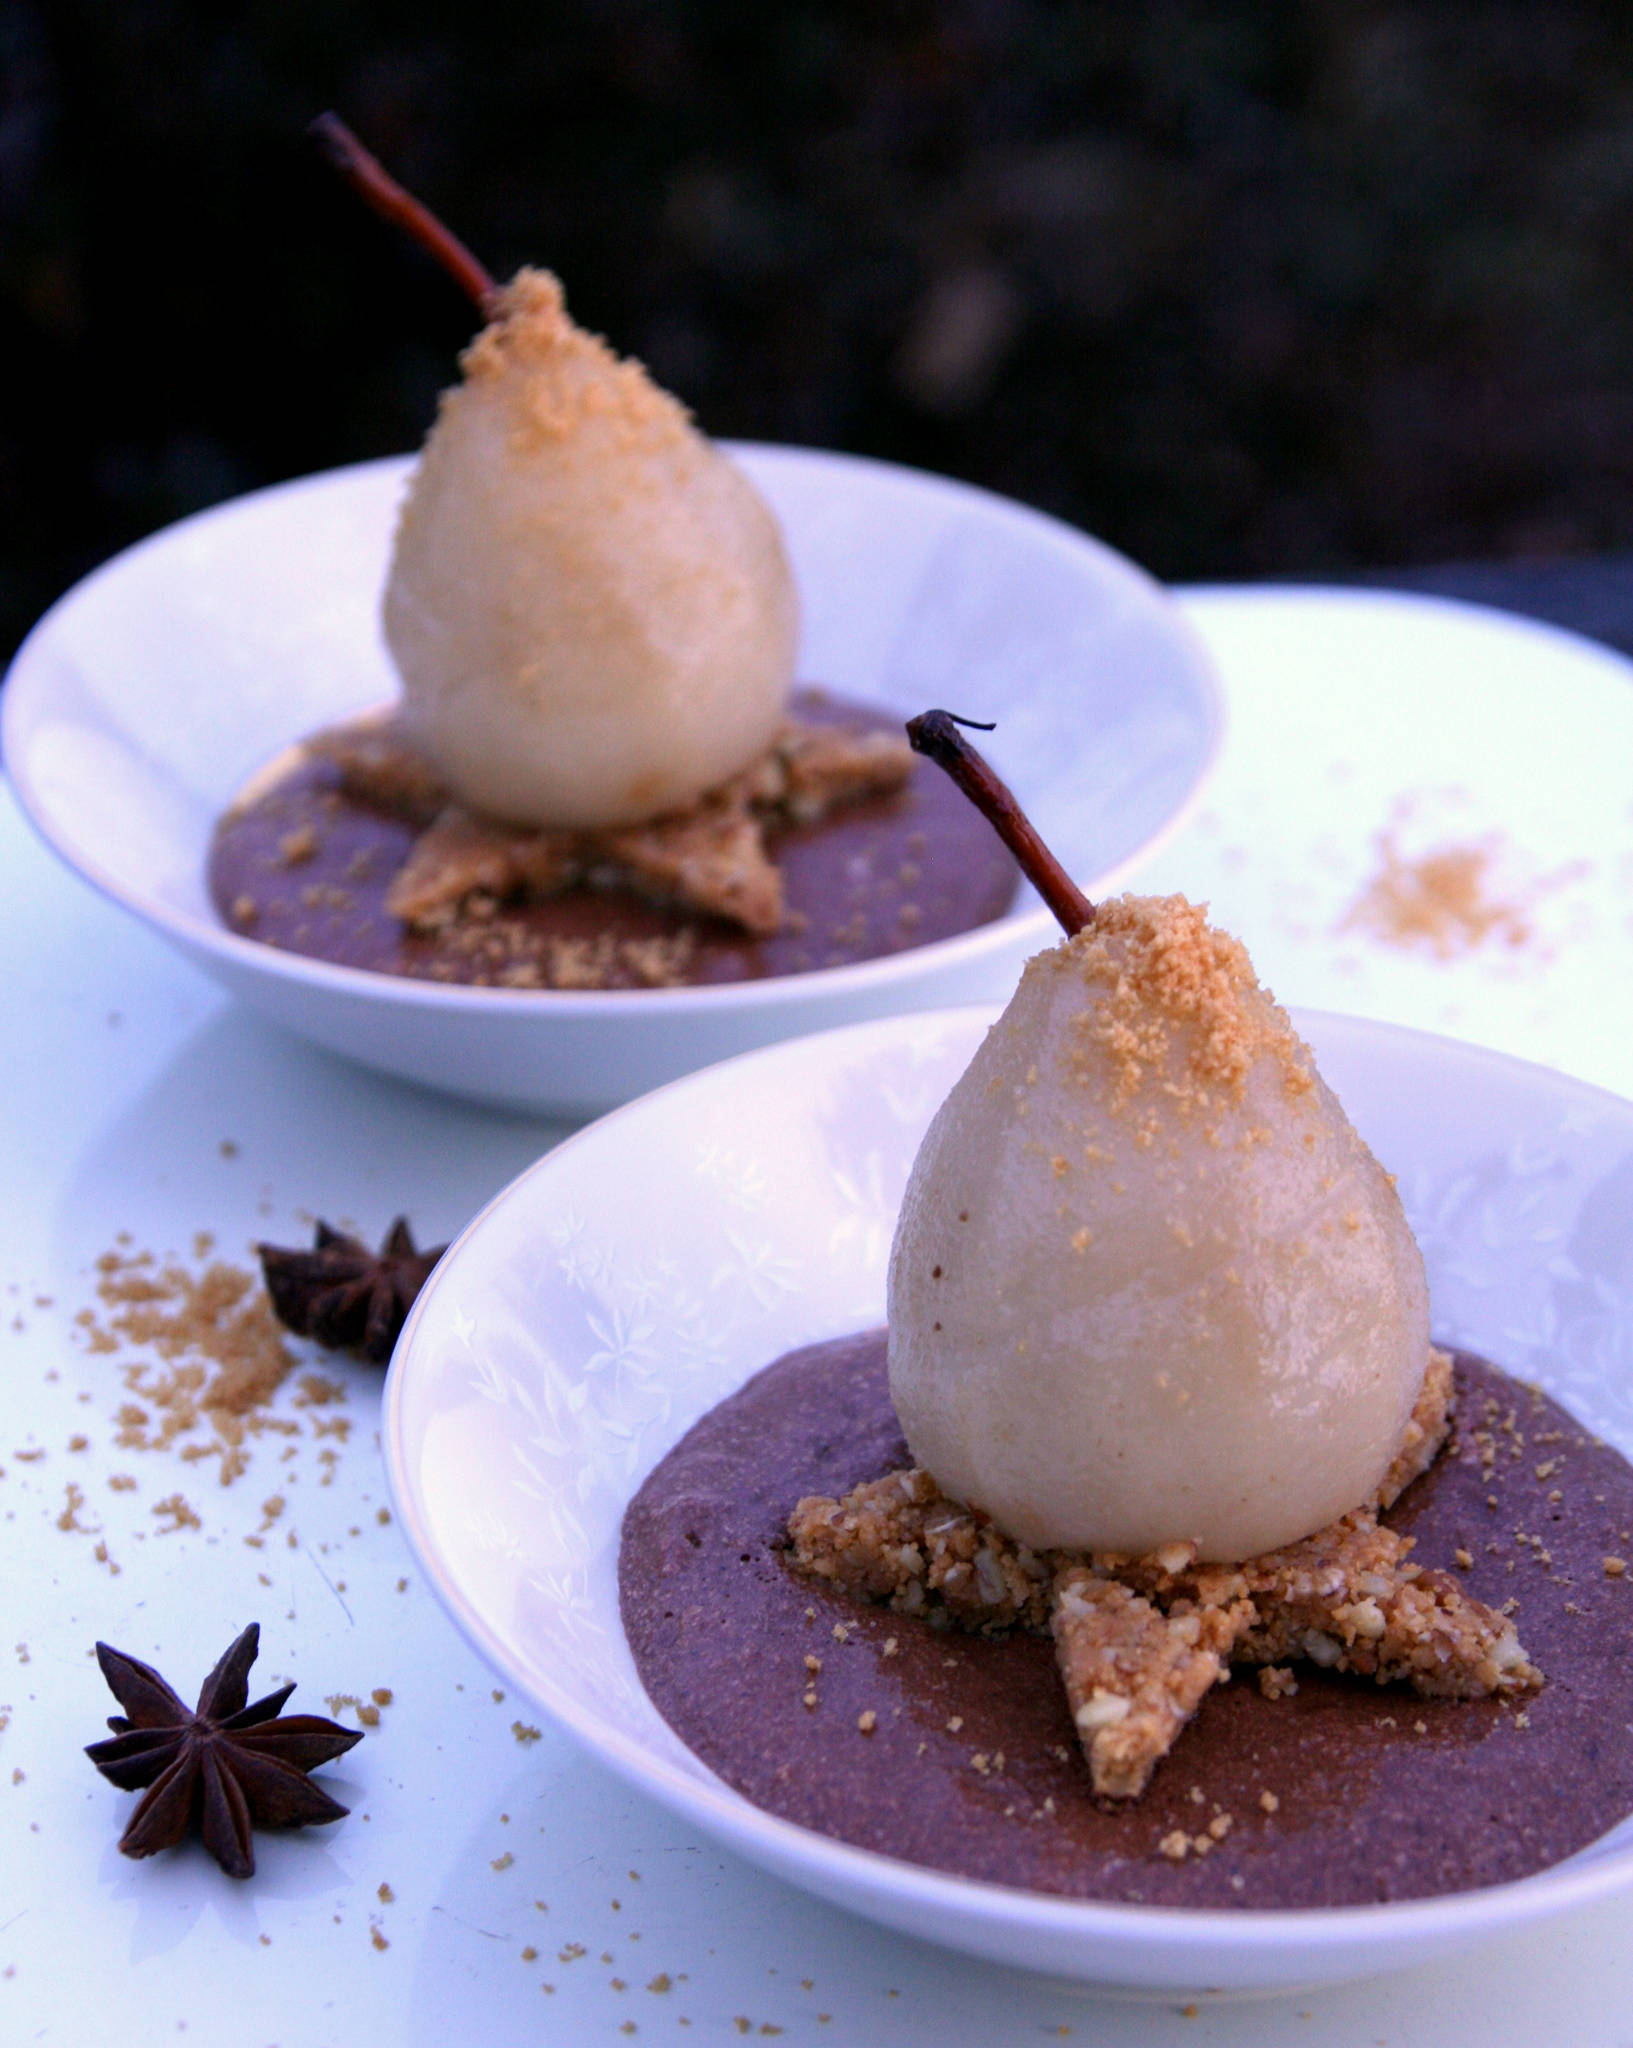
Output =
[{"x1": 887, "y1": 895, "x2": 1430, "y2": 1562}]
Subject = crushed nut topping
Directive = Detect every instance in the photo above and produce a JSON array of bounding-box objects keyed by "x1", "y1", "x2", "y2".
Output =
[
  {"x1": 305, "y1": 711, "x2": 914, "y2": 942},
  {"x1": 1051, "y1": 1571, "x2": 1245, "y2": 1798},
  {"x1": 787, "y1": 1347, "x2": 1542, "y2": 1798}
]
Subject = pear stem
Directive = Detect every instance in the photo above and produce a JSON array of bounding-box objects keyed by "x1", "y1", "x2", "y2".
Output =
[
  {"x1": 906, "y1": 710, "x2": 1094, "y2": 936},
  {"x1": 310, "y1": 113, "x2": 498, "y2": 315}
]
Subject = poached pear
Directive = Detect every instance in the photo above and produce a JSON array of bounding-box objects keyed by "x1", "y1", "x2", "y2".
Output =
[
  {"x1": 888, "y1": 720, "x2": 1429, "y2": 1563},
  {"x1": 383, "y1": 269, "x2": 798, "y2": 829}
]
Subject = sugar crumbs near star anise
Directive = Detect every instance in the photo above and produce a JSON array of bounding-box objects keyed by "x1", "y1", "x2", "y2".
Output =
[
  {"x1": 85, "y1": 1623, "x2": 363, "y2": 1877},
  {"x1": 257, "y1": 1217, "x2": 446, "y2": 1364}
]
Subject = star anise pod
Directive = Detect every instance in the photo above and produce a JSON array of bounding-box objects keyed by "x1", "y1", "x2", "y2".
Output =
[
  {"x1": 85, "y1": 1623, "x2": 363, "y2": 1878},
  {"x1": 256, "y1": 1217, "x2": 445, "y2": 1364}
]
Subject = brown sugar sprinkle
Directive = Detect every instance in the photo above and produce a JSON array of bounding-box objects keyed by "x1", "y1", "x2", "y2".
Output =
[
  {"x1": 424, "y1": 921, "x2": 699, "y2": 994},
  {"x1": 1049, "y1": 895, "x2": 1312, "y2": 1114},
  {"x1": 294, "y1": 1374, "x2": 347, "y2": 1410},
  {"x1": 458, "y1": 269, "x2": 691, "y2": 454},
  {"x1": 77, "y1": 1242, "x2": 353, "y2": 1487},
  {"x1": 323, "y1": 1690, "x2": 392, "y2": 1729},
  {"x1": 1342, "y1": 833, "x2": 1533, "y2": 959},
  {"x1": 56, "y1": 1483, "x2": 94, "y2": 1534},
  {"x1": 1604, "y1": 1557, "x2": 1627, "y2": 1578},
  {"x1": 278, "y1": 824, "x2": 319, "y2": 866}
]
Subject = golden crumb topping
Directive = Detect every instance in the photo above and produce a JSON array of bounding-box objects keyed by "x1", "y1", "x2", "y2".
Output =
[
  {"x1": 1051, "y1": 893, "x2": 1312, "y2": 1110},
  {"x1": 455, "y1": 267, "x2": 691, "y2": 455}
]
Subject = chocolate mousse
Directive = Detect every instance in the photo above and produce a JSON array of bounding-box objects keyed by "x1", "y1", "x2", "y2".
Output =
[{"x1": 208, "y1": 690, "x2": 1019, "y2": 989}]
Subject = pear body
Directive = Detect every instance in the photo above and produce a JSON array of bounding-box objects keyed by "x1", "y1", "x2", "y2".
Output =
[
  {"x1": 887, "y1": 896, "x2": 1429, "y2": 1562},
  {"x1": 384, "y1": 270, "x2": 798, "y2": 829}
]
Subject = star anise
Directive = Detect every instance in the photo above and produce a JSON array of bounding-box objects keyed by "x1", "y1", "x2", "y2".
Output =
[
  {"x1": 257, "y1": 1217, "x2": 446, "y2": 1364},
  {"x1": 85, "y1": 1623, "x2": 363, "y2": 1878}
]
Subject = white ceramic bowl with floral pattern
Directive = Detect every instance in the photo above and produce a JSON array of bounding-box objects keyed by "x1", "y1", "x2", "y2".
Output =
[
  {"x1": 383, "y1": 1004, "x2": 1633, "y2": 1991},
  {"x1": 2, "y1": 447, "x2": 1221, "y2": 1114}
]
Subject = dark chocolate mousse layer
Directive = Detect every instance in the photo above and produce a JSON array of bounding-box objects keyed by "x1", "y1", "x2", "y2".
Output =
[
  {"x1": 208, "y1": 690, "x2": 1019, "y2": 989},
  {"x1": 619, "y1": 1330, "x2": 1633, "y2": 1908}
]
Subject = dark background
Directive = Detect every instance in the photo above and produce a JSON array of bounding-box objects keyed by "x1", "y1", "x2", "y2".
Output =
[{"x1": 11, "y1": 0, "x2": 1633, "y2": 663}]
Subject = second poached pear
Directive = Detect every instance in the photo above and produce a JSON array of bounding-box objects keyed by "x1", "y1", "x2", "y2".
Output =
[{"x1": 887, "y1": 894, "x2": 1430, "y2": 1562}]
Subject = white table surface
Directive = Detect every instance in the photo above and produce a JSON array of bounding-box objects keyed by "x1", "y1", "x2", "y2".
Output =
[{"x1": 4, "y1": 585, "x2": 1633, "y2": 2046}]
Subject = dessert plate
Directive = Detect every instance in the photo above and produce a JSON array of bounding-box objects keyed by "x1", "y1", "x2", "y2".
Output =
[
  {"x1": 383, "y1": 1005, "x2": 1633, "y2": 1993},
  {"x1": 1156, "y1": 586, "x2": 1633, "y2": 1105},
  {"x1": 0, "y1": 448, "x2": 1221, "y2": 1114}
]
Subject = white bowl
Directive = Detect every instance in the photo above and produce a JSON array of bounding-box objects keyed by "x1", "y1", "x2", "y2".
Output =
[
  {"x1": 1, "y1": 448, "x2": 1221, "y2": 1114},
  {"x1": 382, "y1": 1005, "x2": 1633, "y2": 1993}
]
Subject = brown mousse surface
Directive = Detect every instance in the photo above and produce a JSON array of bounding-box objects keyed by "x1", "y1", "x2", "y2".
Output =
[
  {"x1": 208, "y1": 689, "x2": 1019, "y2": 989},
  {"x1": 619, "y1": 1329, "x2": 1633, "y2": 1907}
]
